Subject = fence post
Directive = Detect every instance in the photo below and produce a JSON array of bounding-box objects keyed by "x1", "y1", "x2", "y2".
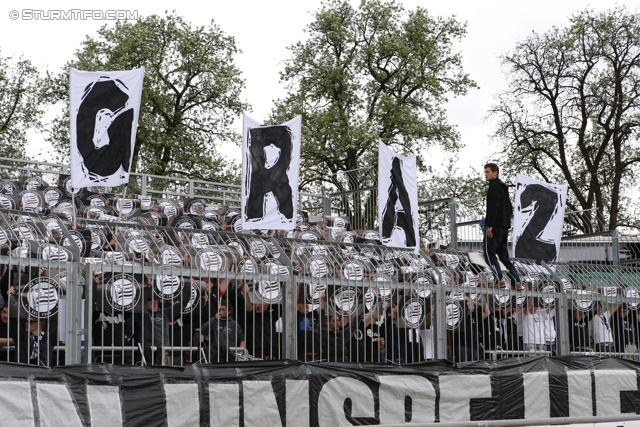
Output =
[
  {"x1": 267, "y1": 237, "x2": 297, "y2": 360},
  {"x1": 611, "y1": 230, "x2": 621, "y2": 266},
  {"x1": 449, "y1": 199, "x2": 458, "y2": 250},
  {"x1": 555, "y1": 287, "x2": 571, "y2": 356},
  {"x1": 56, "y1": 217, "x2": 83, "y2": 366},
  {"x1": 65, "y1": 262, "x2": 83, "y2": 365},
  {"x1": 284, "y1": 276, "x2": 298, "y2": 361},
  {"x1": 541, "y1": 262, "x2": 570, "y2": 356},
  {"x1": 141, "y1": 174, "x2": 147, "y2": 196},
  {"x1": 83, "y1": 263, "x2": 94, "y2": 365},
  {"x1": 323, "y1": 195, "x2": 331, "y2": 220},
  {"x1": 433, "y1": 281, "x2": 448, "y2": 360}
]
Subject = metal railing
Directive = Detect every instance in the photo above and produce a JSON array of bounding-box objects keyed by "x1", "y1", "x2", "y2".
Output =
[
  {"x1": 1, "y1": 205, "x2": 640, "y2": 368},
  {"x1": 1, "y1": 158, "x2": 640, "y2": 368},
  {"x1": 0, "y1": 157, "x2": 242, "y2": 206},
  {"x1": 1, "y1": 157, "x2": 631, "y2": 259}
]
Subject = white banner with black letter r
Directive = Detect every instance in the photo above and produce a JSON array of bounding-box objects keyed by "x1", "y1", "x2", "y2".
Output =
[
  {"x1": 378, "y1": 142, "x2": 419, "y2": 253},
  {"x1": 241, "y1": 114, "x2": 301, "y2": 230}
]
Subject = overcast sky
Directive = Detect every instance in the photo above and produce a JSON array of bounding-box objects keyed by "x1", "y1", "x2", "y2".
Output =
[{"x1": 1, "y1": 0, "x2": 637, "y2": 176}]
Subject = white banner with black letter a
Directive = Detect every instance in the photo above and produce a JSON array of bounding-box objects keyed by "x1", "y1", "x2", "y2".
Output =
[
  {"x1": 241, "y1": 114, "x2": 301, "y2": 230},
  {"x1": 378, "y1": 142, "x2": 420, "y2": 253},
  {"x1": 70, "y1": 67, "x2": 144, "y2": 189},
  {"x1": 513, "y1": 174, "x2": 567, "y2": 262}
]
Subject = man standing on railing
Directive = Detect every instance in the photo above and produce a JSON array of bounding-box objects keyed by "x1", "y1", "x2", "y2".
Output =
[{"x1": 483, "y1": 163, "x2": 521, "y2": 288}]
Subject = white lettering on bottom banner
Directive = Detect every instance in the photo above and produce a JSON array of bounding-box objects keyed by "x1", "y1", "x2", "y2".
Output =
[
  {"x1": 523, "y1": 371, "x2": 550, "y2": 419},
  {"x1": 594, "y1": 370, "x2": 638, "y2": 416},
  {"x1": 378, "y1": 375, "x2": 436, "y2": 424},
  {"x1": 439, "y1": 374, "x2": 492, "y2": 423},
  {"x1": 287, "y1": 380, "x2": 310, "y2": 427},
  {"x1": 210, "y1": 383, "x2": 240, "y2": 426},
  {"x1": 165, "y1": 383, "x2": 199, "y2": 427},
  {"x1": 36, "y1": 383, "x2": 83, "y2": 427},
  {"x1": 318, "y1": 377, "x2": 374, "y2": 426},
  {"x1": 0, "y1": 381, "x2": 35, "y2": 426},
  {"x1": 244, "y1": 381, "x2": 282, "y2": 427},
  {"x1": 567, "y1": 370, "x2": 592, "y2": 417},
  {"x1": 87, "y1": 385, "x2": 123, "y2": 427}
]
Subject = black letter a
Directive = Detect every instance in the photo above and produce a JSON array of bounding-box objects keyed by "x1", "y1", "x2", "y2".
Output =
[{"x1": 381, "y1": 157, "x2": 416, "y2": 247}]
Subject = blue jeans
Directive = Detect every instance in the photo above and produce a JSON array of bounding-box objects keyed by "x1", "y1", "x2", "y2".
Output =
[
  {"x1": 545, "y1": 341, "x2": 556, "y2": 353},
  {"x1": 483, "y1": 226, "x2": 520, "y2": 284}
]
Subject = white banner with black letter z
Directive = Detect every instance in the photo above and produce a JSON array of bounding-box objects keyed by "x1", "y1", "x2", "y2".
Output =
[
  {"x1": 378, "y1": 142, "x2": 419, "y2": 253},
  {"x1": 513, "y1": 174, "x2": 567, "y2": 262},
  {"x1": 70, "y1": 67, "x2": 144, "y2": 189},
  {"x1": 241, "y1": 114, "x2": 301, "y2": 230}
]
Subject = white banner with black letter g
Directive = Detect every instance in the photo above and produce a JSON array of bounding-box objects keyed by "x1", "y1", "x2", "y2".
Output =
[
  {"x1": 70, "y1": 68, "x2": 144, "y2": 189},
  {"x1": 241, "y1": 114, "x2": 301, "y2": 230},
  {"x1": 378, "y1": 142, "x2": 419, "y2": 253}
]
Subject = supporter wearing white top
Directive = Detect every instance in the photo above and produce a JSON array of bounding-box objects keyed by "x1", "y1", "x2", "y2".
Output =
[
  {"x1": 517, "y1": 299, "x2": 546, "y2": 353},
  {"x1": 591, "y1": 302, "x2": 621, "y2": 353},
  {"x1": 543, "y1": 309, "x2": 556, "y2": 352}
]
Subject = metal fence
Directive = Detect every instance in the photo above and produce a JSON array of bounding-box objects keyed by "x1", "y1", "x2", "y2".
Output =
[
  {"x1": 0, "y1": 157, "x2": 242, "y2": 206},
  {"x1": 2, "y1": 157, "x2": 632, "y2": 262},
  {"x1": 2, "y1": 204, "x2": 640, "y2": 368},
  {"x1": 2, "y1": 158, "x2": 640, "y2": 368},
  {"x1": 424, "y1": 249, "x2": 640, "y2": 362}
]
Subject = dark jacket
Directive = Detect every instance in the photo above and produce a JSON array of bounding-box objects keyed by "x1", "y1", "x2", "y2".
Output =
[
  {"x1": 18, "y1": 328, "x2": 52, "y2": 367},
  {"x1": 485, "y1": 178, "x2": 512, "y2": 228},
  {"x1": 611, "y1": 310, "x2": 635, "y2": 351},
  {"x1": 568, "y1": 307, "x2": 595, "y2": 351}
]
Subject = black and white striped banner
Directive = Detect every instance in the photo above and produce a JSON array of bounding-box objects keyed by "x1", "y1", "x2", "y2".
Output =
[{"x1": 1, "y1": 357, "x2": 638, "y2": 425}]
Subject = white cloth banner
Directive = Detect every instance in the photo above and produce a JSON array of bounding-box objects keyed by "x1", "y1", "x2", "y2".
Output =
[
  {"x1": 513, "y1": 174, "x2": 567, "y2": 262},
  {"x1": 378, "y1": 142, "x2": 420, "y2": 253},
  {"x1": 241, "y1": 114, "x2": 301, "y2": 230},
  {"x1": 70, "y1": 68, "x2": 144, "y2": 189}
]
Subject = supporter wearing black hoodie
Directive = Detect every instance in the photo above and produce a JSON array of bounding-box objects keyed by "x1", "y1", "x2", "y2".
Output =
[{"x1": 483, "y1": 163, "x2": 521, "y2": 288}]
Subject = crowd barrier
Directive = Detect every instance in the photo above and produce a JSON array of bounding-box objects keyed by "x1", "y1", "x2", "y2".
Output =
[
  {"x1": 0, "y1": 158, "x2": 639, "y2": 369},
  {"x1": 4, "y1": 357, "x2": 640, "y2": 426},
  {"x1": 2, "y1": 157, "x2": 636, "y2": 263},
  {"x1": 1, "y1": 203, "x2": 640, "y2": 368}
]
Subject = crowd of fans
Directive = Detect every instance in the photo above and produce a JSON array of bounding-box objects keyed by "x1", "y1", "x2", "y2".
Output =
[{"x1": 0, "y1": 174, "x2": 638, "y2": 367}]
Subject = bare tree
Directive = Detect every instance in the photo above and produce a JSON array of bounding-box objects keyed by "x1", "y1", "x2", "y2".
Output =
[{"x1": 490, "y1": 7, "x2": 640, "y2": 232}]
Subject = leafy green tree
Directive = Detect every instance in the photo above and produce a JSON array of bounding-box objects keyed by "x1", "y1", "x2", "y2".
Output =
[
  {"x1": 417, "y1": 160, "x2": 486, "y2": 246},
  {"x1": 490, "y1": 7, "x2": 640, "y2": 232},
  {"x1": 0, "y1": 51, "x2": 44, "y2": 160},
  {"x1": 270, "y1": 0, "x2": 476, "y2": 196},
  {"x1": 48, "y1": 12, "x2": 248, "y2": 184}
]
